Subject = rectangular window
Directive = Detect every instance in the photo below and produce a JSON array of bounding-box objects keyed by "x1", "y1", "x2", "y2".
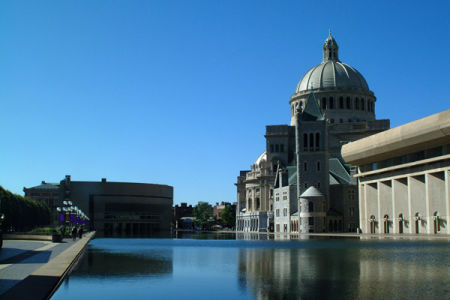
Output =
[
  {"x1": 276, "y1": 209, "x2": 280, "y2": 217},
  {"x1": 346, "y1": 97, "x2": 351, "y2": 109},
  {"x1": 270, "y1": 144, "x2": 274, "y2": 152},
  {"x1": 276, "y1": 224, "x2": 280, "y2": 232},
  {"x1": 309, "y1": 217, "x2": 314, "y2": 225},
  {"x1": 284, "y1": 224, "x2": 288, "y2": 232},
  {"x1": 304, "y1": 162, "x2": 307, "y2": 171},
  {"x1": 339, "y1": 97, "x2": 344, "y2": 109},
  {"x1": 275, "y1": 144, "x2": 279, "y2": 152},
  {"x1": 321, "y1": 98, "x2": 327, "y2": 109},
  {"x1": 280, "y1": 144, "x2": 284, "y2": 152}
]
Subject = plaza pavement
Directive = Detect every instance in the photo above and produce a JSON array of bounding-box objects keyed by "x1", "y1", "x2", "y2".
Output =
[{"x1": 0, "y1": 232, "x2": 95, "y2": 300}]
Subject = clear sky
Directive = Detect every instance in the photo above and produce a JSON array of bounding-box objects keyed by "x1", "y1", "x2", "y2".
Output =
[{"x1": 1, "y1": 1, "x2": 449, "y2": 205}]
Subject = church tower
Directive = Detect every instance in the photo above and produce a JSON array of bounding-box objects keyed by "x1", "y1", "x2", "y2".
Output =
[{"x1": 295, "y1": 92, "x2": 328, "y2": 233}]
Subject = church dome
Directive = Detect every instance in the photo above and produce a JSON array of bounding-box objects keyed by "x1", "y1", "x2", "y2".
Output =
[{"x1": 295, "y1": 32, "x2": 369, "y2": 93}]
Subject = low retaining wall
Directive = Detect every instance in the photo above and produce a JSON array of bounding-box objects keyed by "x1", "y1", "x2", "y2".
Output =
[{"x1": 1, "y1": 231, "x2": 95, "y2": 300}]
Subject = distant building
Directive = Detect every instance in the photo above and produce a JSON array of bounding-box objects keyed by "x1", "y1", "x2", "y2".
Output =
[
  {"x1": 342, "y1": 110, "x2": 450, "y2": 235},
  {"x1": 24, "y1": 181, "x2": 61, "y2": 224},
  {"x1": 24, "y1": 175, "x2": 173, "y2": 233},
  {"x1": 173, "y1": 202, "x2": 193, "y2": 229},
  {"x1": 213, "y1": 201, "x2": 235, "y2": 220}
]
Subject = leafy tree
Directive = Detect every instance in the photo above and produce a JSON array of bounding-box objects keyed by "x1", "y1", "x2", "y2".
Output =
[
  {"x1": 221, "y1": 204, "x2": 236, "y2": 228},
  {"x1": 0, "y1": 185, "x2": 51, "y2": 232},
  {"x1": 193, "y1": 202, "x2": 213, "y2": 230}
]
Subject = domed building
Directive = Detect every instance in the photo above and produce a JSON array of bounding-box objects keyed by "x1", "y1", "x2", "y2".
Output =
[{"x1": 236, "y1": 32, "x2": 390, "y2": 233}]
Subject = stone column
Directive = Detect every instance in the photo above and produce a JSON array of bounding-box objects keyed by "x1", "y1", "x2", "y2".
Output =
[{"x1": 407, "y1": 176, "x2": 413, "y2": 234}]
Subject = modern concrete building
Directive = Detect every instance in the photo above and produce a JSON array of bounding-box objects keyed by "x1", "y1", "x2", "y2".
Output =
[
  {"x1": 342, "y1": 109, "x2": 450, "y2": 235},
  {"x1": 236, "y1": 32, "x2": 388, "y2": 233},
  {"x1": 25, "y1": 175, "x2": 173, "y2": 233}
]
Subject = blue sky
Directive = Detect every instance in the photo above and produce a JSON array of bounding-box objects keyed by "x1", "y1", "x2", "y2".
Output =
[{"x1": 1, "y1": 1, "x2": 449, "y2": 205}]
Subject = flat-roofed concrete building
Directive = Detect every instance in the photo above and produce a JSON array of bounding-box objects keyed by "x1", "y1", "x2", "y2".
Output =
[
  {"x1": 342, "y1": 110, "x2": 450, "y2": 235},
  {"x1": 25, "y1": 175, "x2": 173, "y2": 234}
]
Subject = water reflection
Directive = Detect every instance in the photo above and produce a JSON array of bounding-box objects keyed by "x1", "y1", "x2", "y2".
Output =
[
  {"x1": 52, "y1": 236, "x2": 449, "y2": 300},
  {"x1": 237, "y1": 240, "x2": 449, "y2": 299},
  {"x1": 238, "y1": 245, "x2": 361, "y2": 299},
  {"x1": 73, "y1": 250, "x2": 173, "y2": 277}
]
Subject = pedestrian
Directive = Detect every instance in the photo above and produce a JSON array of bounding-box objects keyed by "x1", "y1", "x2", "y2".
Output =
[
  {"x1": 78, "y1": 226, "x2": 83, "y2": 239},
  {"x1": 60, "y1": 225, "x2": 66, "y2": 240},
  {"x1": 71, "y1": 226, "x2": 77, "y2": 240}
]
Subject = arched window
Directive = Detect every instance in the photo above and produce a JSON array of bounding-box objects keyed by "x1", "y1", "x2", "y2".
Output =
[
  {"x1": 346, "y1": 97, "x2": 351, "y2": 109},
  {"x1": 383, "y1": 215, "x2": 389, "y2": 233},
  {"x1": 303, "y1": 134, "x2": 308, "y2": 151},
  {"x1": 355, "y1": 98, "x2": 359, "y2": 110},
  {"x1": 361, "y1": 98, "x2": 365, "y2": 111},
  {"x1": 321, "y1": 98, "x2": 327, "y2": 109},
  {"x1": 370, "y1": 215, "x2": 376, "y2": 233},
  {"x1": 339, "y1": 97, "x2": 344, "y2": 109},
  {"x1": 256, "y1": 198, "x2": 260, "y2": 209},
  {"x1": 308, "y1": 201, "x2": 314, "y2": 212},
  {"x1": 367, "y1": 101, "x2": 371, "y2": 112},
  {"x1": 309, "y1": 133, "x2": 314, "y2": 151},
  {"x1": 329, "y1": 97, "x2": 334, "y2": 109},
  {"x1": 433, "y1": 211, "x2": 439, "y2": 234},
  {"x1": 315, "y1": 133, "x2": 320, "y2": 150}
]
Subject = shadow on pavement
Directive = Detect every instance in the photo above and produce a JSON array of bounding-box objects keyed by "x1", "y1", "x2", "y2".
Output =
[
  {"x1": 0, "y1": 274, "x2": 60, "y2": 300},
  {"x1": 0, "y1": 249, "x2": 52, "y2": 264}
]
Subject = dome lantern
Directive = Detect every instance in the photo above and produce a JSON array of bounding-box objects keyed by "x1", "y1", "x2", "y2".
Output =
[{"x1": 323, "y1": 30, "x2": 339, "y2": 62}]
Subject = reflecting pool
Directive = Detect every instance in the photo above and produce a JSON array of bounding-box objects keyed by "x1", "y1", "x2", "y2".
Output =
[{"x1": 51, "y1": 234, "x2": 449, "y2": 299}]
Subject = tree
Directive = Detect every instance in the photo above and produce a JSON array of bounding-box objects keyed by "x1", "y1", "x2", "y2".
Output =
[
  {"x1": 193, "y1": 202, "x2": 213, "y2": 230},
  {"x1": 221, "y1": 204, "x2": 236, "y2": 228}
]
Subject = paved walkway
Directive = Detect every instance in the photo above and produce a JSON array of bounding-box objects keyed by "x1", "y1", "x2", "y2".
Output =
[{"x1": 0, "y1": 232, "x2": 95, "y2": 299}]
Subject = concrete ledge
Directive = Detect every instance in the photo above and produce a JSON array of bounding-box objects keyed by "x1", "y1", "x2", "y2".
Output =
[
  {"x1": 1, "y1": 231, "x2": 95, "y2": 300},
  {"x1": 4, "y1": 234, "x2": 53, "y2": 241}
]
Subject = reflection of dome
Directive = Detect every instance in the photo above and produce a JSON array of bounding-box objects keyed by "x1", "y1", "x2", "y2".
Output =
[{"x1": 295, "y1": 32, "x2": 369, "y2": 93}]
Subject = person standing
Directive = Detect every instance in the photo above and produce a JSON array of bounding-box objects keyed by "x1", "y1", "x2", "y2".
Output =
[
  {"x1": 71, "y1": 226, "x2": 77, "y2": 241},
  {"x1": 78, "y1": 226, "x2": 83, "y2": 239}
]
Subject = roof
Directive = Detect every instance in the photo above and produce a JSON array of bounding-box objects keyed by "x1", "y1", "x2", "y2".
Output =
[
  {"x1": 329, "y1": 158, "x2": 352, "y2": 185},
  {"x1": 300, "y1": 186, "x2": 324, "y2": 198},
  {"x1": 295, "y1": 33, "x2": 369, "y2": 93},
  {"x1": 342, "y1": 109, "x2": 450, "y2": 165},
  {"x1": 298, "y1": 92, "x2": 324, "y2": 121},
  {"x1": 26, "y1": 182, "x2": 60, "y2": 190},
  {"x1": 296, "y1": 61, "x2": 369, "y2": 93},
  {"x1": 255, "y1": 151, "x2": 267, "y2": 166},
  {"x1": 286, "y1": 166, "x2": 297, "y2": 186}
]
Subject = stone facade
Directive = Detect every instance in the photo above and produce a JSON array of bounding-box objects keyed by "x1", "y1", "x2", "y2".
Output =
[
  {"x1": 236, "y1": 32, "x2": 389, "y2": 233},
  {"x1": 342, "y1": 109, "x2": 450, "y2": 235}
]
